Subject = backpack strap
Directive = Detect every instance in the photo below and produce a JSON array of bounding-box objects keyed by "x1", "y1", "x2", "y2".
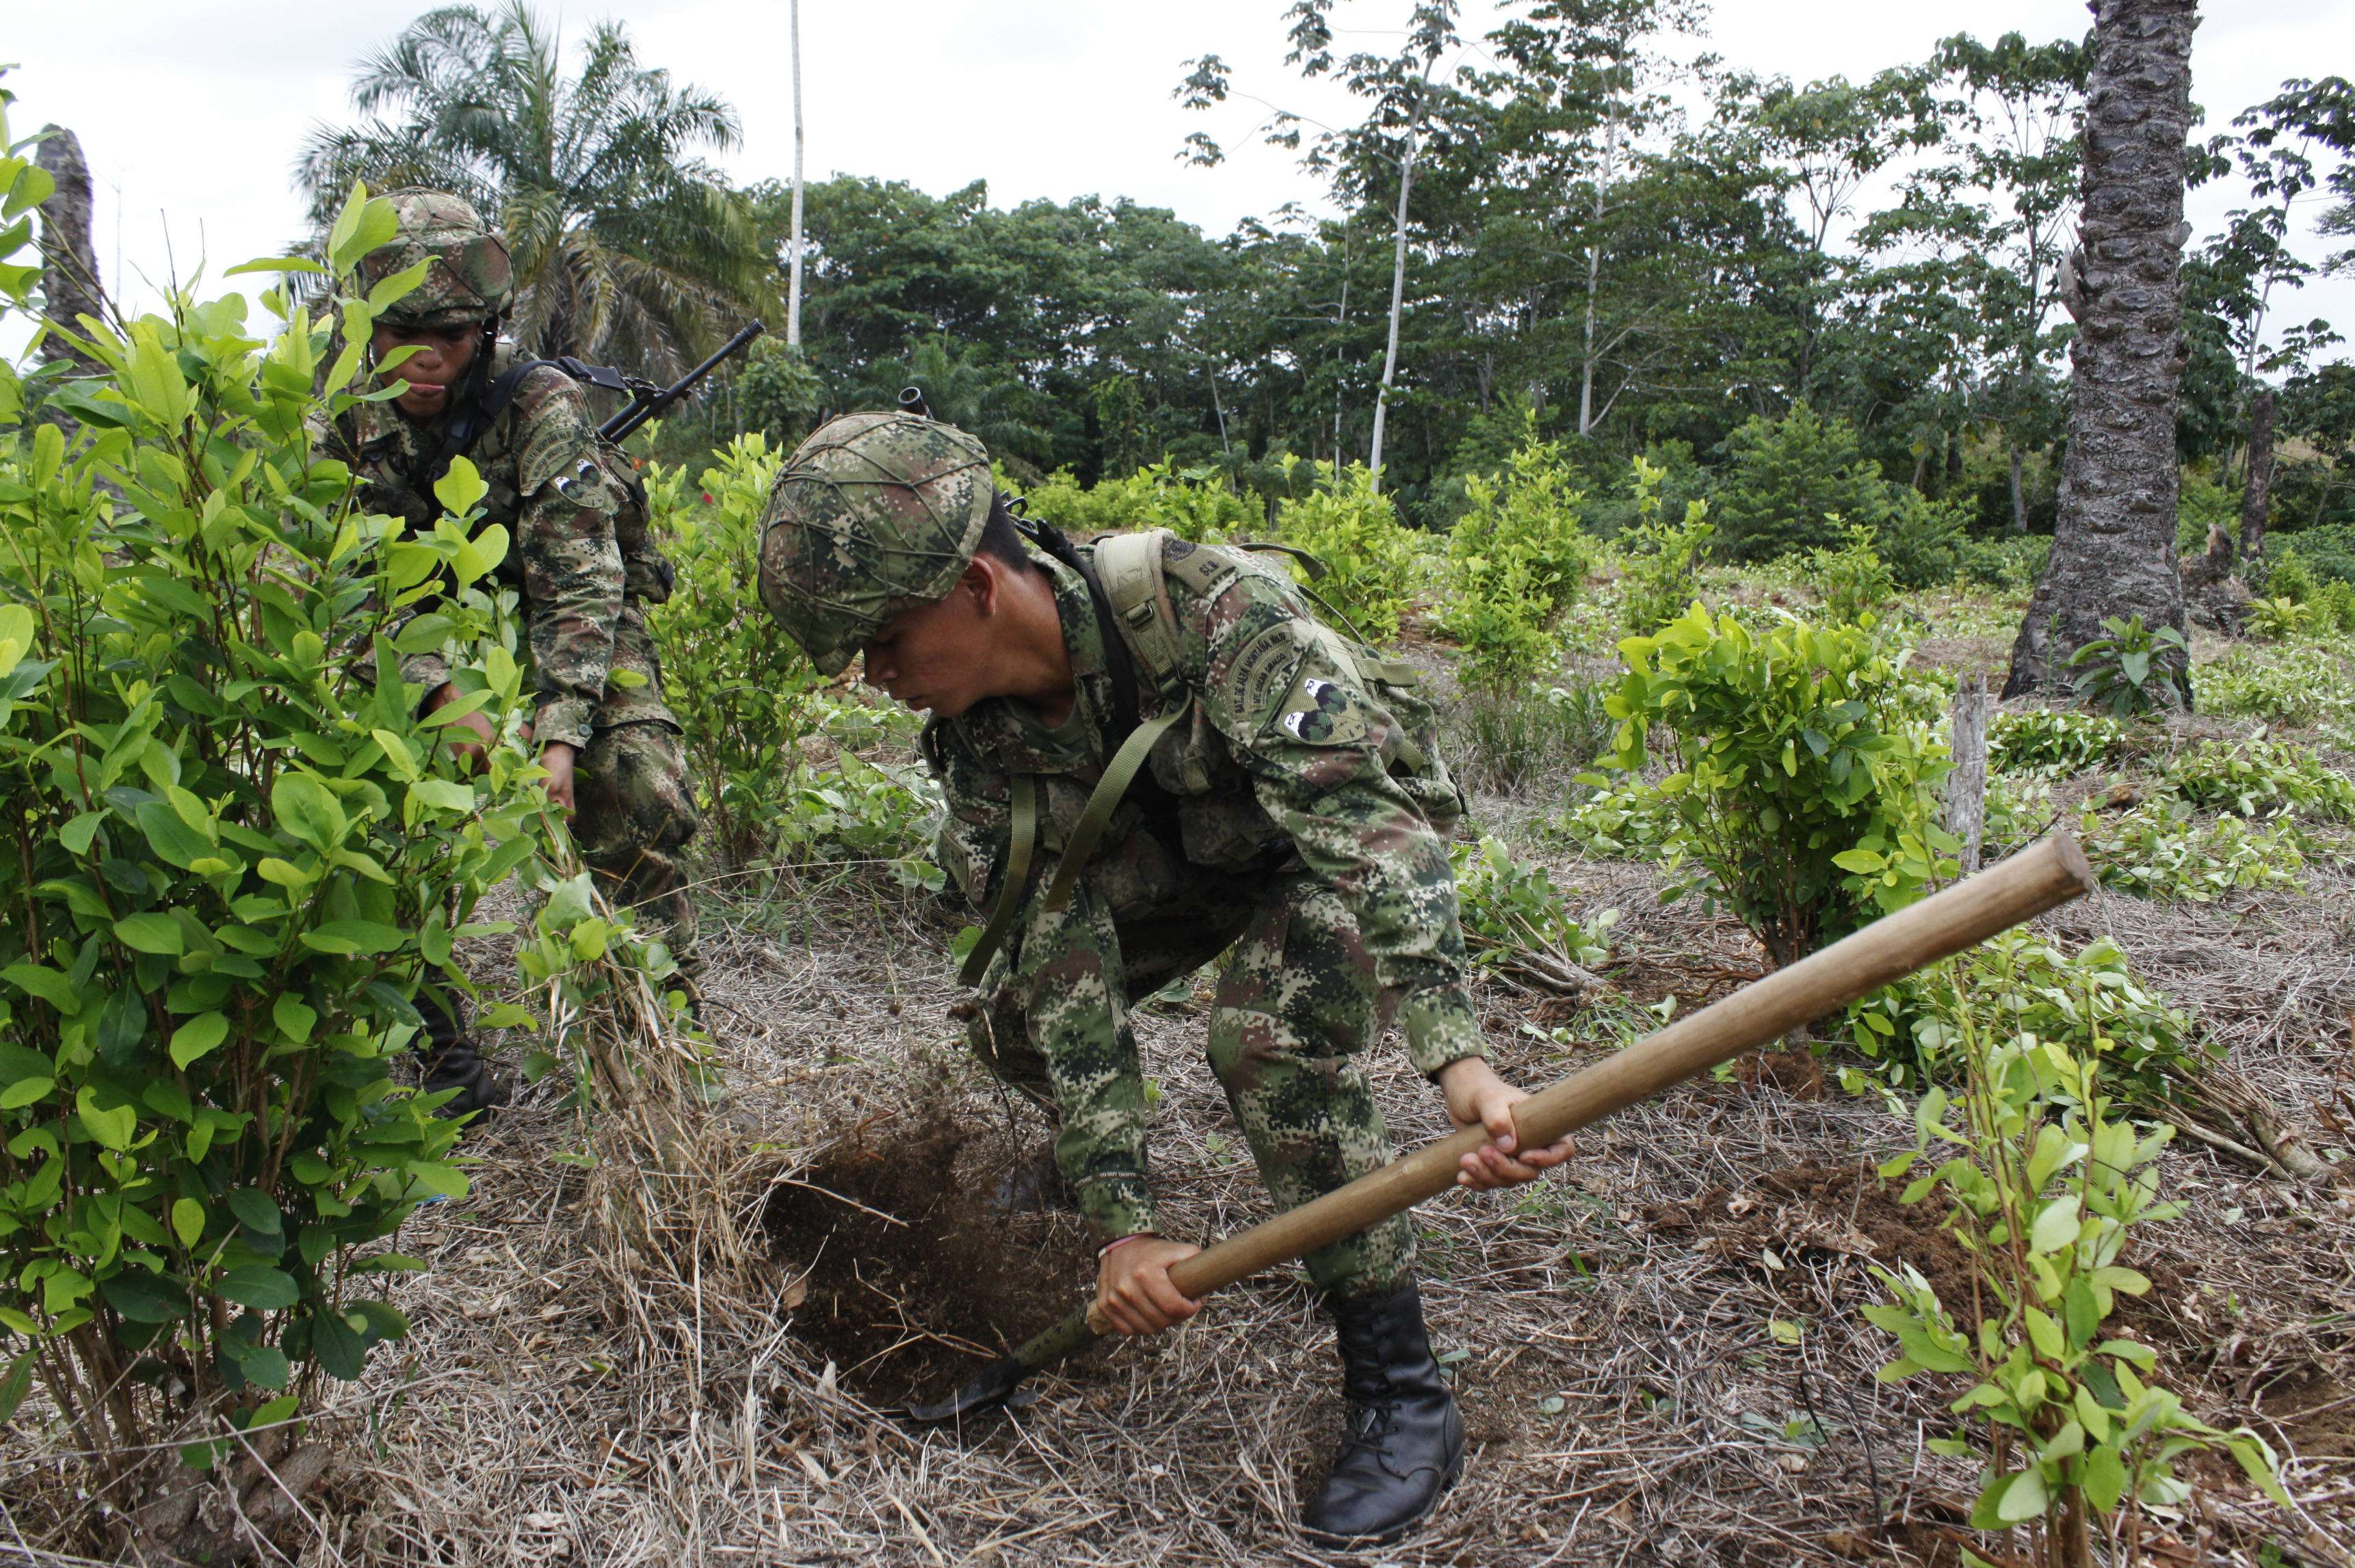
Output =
[
  {"x1": 959, "y1": 775, "x2": 1040, "y2": 988},
  {"x1": 1092, "y1": 531, "x2": 1188, "y2": 706}
]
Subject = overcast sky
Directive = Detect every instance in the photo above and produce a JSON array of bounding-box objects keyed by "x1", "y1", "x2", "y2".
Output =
[{"x1": 5, "y1": 0, "x2": 2349, "y2": 361}]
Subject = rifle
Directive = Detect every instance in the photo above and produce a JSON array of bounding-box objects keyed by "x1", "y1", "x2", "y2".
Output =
[
  {"x1": 897, "y1": 384, "x2": 934, "y2": 420},
  {"x1": 598, "y1": 321, "x2": 766, "y2": 444}
]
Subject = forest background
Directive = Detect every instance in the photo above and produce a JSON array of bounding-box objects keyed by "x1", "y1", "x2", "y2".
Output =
[{"x1": 6, "y1": 0, "x2": 2354, "y2": 557}]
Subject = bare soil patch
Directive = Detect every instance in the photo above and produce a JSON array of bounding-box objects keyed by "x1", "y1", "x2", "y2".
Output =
[{"x1": 762, "y1": 1102, "x2": 1098, "y2": 1408}]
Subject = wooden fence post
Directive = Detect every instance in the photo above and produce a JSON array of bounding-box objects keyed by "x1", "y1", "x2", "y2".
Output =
[{"x1": 1947, "y1": 674, "x2": 1989, "y2": 875}]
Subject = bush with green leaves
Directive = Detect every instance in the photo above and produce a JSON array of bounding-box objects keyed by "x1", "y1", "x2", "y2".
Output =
[
  {"x1": 1269, "y1": 460, "x2": 1422, "y2": 643},
  {"x1": 2244, "y1": 595, "x2": 2313, "y2": 641},
  {"x1": 2261, "y1": 544, "x2": 2316, "y2": 603},
  {"x1": 1801, "y1": 522, "x2": 1897, "y2": 627},
  {"x1": 1872, "y1": 489, "x2": 1972, "y2": 590},
  {"x1": 1845, "y1": 931, "x2": 2213, "y2": 1101},
  {"x1": 1598, "y1": 605, "x2": 1958, "y2": 965},
  {"x1": 0, "y1": 179, "x2": 555, "y2": 1473},
  {"x1": 2163, "y1": 736, "x2": 2355, "y2": 820},
  {"x1": 1436, "y1": 427, "x2": 1594, "y2": 686},
  {"x1": 645, "y1": 434, "x2": 829, "y2": 868},
  {"x1": 2197, "y1": 644, "x2": 2355, "y2": 727},
  {"x1": 1988, "y1": 709, "x2": 2127, "y2": 778},
  {"x1": 2067, "y1": 616, "x2": 2189, "y2": 718},
  {"x1": 2174, "y1": 468, "x2": 2241, "y2": 555},
  {"x1": 1955, "y1": 534, "x2": 2051, "y2": 592},
  {"x1": 2311, "y1": 578, "x2": 2355, "y2": 635},
  {"x1": 1016, "y1": 460, "x2": 1261, "y2": 543},
  {"x1": 1616, "y1": 454, "x2": 1715, "y2": 635},
  {"x1": 1868, "y1": 998, "x2": 2286, "y2": 1553},
  {"x1": 1709, "y1": 403, "x2": 1890, "y2": 561},
  {"x1": 2077, "y1": 797, "x2": 2306, "y2": 901}
]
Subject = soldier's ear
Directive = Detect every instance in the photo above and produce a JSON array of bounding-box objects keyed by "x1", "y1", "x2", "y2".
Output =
[{"x1": 959, "y1": 557, "x2": 1001, "y2": 617}]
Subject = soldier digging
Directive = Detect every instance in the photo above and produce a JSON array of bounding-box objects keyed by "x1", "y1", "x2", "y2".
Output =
[
  {"x1": 317, "y1": 191, "x2": 702, "y2": 1114},
  {"x1": 755, "y1": 410, "x2": 1575, "y2": 1545}
]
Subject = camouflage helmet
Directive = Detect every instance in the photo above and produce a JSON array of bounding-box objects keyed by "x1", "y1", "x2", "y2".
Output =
[
  {"x1": 360, "y1": 189, "x2": 514, "y2": 330},
  {"x1": 757, "y1": 412, "x2": 993, "y2": 676}
]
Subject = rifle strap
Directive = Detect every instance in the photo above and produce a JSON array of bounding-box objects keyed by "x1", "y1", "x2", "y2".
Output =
[{"x1": 415, "y1": 354, "x2": 633, "y2": 492}]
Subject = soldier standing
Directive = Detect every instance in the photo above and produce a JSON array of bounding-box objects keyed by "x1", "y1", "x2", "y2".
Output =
[
  {"x1": 756, "y1": 412, "x2": 1573, "y2": 1545},
  {"x1": 319, "y1": 191, "x2": 702, "y2": 1113}
]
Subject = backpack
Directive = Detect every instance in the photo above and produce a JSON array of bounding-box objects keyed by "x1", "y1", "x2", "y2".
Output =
[{"x1": 958, "y1": 526, "x2": 1461, "y2": 987}]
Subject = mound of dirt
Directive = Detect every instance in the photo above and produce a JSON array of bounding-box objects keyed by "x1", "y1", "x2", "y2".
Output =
[
  {"x1": 1644, "y1": 1160, "x2": 1978, "y2": 1308},
  {"x1": 764, "y1": 1104, "x2": 1100, "y2": 1407}
]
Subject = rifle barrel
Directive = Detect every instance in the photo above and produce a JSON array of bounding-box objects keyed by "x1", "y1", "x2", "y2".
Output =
[{"x1": 601, "y1": 320, "x2": 766, "y2": 442}]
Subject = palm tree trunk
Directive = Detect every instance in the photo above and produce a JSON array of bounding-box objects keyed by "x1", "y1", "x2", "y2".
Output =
[
  {"x1": 34, "y1": 124, "x2": 108, "y2": 373},
  {"x1": 2003, "y1": 0, "x2": 2198, "y2": 702},
  {"x1": 1369, "y1": 57, "x2": 1434, "y2": 494},
  {"x1": 2239, "y1": 387, "x2": 2274, "y2": 565},
  {"x1": 785, "y1": 0, "x2": 807, "y2": 350}
]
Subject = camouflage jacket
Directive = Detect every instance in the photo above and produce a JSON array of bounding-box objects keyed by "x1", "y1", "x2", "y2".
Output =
[
  {"x1": 319, "y1": 341, "x2": 673, "y2": 747},
  {"x1": 925, "y1": 537, "x2": 1485, "y2": 1072}
]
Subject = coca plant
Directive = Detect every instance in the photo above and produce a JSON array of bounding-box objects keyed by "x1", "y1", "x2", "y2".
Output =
[{"x1": 0, "y1": 152, "x2": 551, "y2": 1480}]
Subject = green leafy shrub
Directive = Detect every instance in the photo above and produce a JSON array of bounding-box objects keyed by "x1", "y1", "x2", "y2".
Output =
[
  {"x1": 1845, "y1": 931, "x2": 2211, "y2": 1100},
  {"x1": 1873, "y1": 488, "x2": 1971, "y2": 589},
  {"x1": 1868, "y1": 996, "x2": 2286, "y2": 1550},
  {"x1": 2244, "y1": 595, "x2": 2313, "y2": 641},
  {"x1": 2067, "y1": 616, "x2": 2189, "y2": 718},
  {"x1": 2163, "y1": 736, "x2": 2355, "y2": 820},
  {"x1": 1557, "y1": 778, "x2": 1682, "y2": 861},
  {"x1": 1269, "y1": 460, "x2": 1421, "y2": 643},
  {"x1": 2198, "y1": 644, "x2": 2355, "y2": 726},
  {"x1": 1801, "y1": 522, "x2": 1897, "y2": 626},
  {"x1": 1437, "y1": 427, "x2": 1594, "y2": 685},
  {"x1": 0, "y1": 182, "x2": 551, "y2": 1472},
  {"x1": 1988, "y1": 710, "x2": 2127, "y2": 778},
  {"x1": 1955, "y1": 534, "x2": 2051, "y2": 592},
  {"x1": 647, "y1": 434, "x2": 824, "y2": 866},
  {"x1": 1598, "y1": 606, "x2": 1958, "y2": 965},
  {"x1": 2311, "y1": 578, "x2": 2355, "y2": 634},
  {"x1": 2175, "y1": 468, "x2": 2241, "y2": 555},
  {"x1": 1442, "y1": 679, "x2": 1612, "y2": 797},
  {"x1": 1617, "y1": 455, "x2": 1716, "y2": 635},
  {"x1": 2077, "y1": 797, "x2": 2306, "y2": 901},
  {"x1": 1710, "y1": 403, "x2": 1889, "y2": 561},
  {"x1": 1016, "y1": 460, "x2": 1261, "y2": 543},
  {"x1": 2262, "y1": 544, "x2": 2316, "y2": 603}
]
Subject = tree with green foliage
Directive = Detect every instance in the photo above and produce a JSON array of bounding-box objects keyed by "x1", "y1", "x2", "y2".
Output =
[
  {"x1": 297, "y1": 1, "x2": 769, "y2": 380},
  {"x1": 1709, "y1": 403, "x2": 1890, "y2": 560}
]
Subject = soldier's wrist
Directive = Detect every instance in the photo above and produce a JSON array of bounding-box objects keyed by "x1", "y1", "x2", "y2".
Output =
[{"x1": 1401, "y1": 984, "x2": 1486, "y2": 1079}]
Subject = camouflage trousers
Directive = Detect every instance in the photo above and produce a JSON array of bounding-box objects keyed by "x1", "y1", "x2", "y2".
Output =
[
  {"x1": 967, "y1": 858, "x2": 1415, "y2": 1299},
  {"x1": 574, "y1": 719, "x2": 702, "y2": 983}
]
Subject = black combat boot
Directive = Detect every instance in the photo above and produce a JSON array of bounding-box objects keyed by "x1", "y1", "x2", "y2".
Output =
[
  {"x1": 1300, "y1": 1279, "x2": 1465, "y2": 1546},
  {"x1": 417, "y1": 991, "x2": 510, "y2": 1119}
]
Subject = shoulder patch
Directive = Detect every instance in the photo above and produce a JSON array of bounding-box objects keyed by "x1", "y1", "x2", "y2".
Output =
[
  {"x1": 1220, "y1": 620, "x2": 1303, "y2": 726},
  {"x1": 1161, "y1": 537, "x2": 1244, "y2": 598},
  {"x1": 1271, "y1": 667, "x2": 1369, "y2": 747}
]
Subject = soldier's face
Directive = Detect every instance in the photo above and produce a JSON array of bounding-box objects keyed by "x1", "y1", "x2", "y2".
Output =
[
  {"x1": 371, "y1": 324, "x2": 481, "y2": 420},
  {"x1": 860, "y1": 574, "x2": 994, "y2": 719}
]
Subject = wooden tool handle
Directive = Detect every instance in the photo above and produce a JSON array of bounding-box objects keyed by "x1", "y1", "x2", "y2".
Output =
[{"x1": 1160, "y1": 832, "x2": 2094, "y2": 1305}]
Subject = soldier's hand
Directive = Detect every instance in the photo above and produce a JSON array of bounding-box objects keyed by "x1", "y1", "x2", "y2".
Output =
[
  {"x1": 1438, "y1": 1058, "x2": 1575, "y2": 1191},
  {"x1": 539, "y1": 742, "x2": 579, "y2": 813},
  {"x1": 423, "y1": 682, "x2": 495, "y2": 773},
  {"x1": 1094, "y1": 1234, "x2": 1202, "y2": 1336}
]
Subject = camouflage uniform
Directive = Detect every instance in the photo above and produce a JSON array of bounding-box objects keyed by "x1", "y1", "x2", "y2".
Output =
[
  {"x1": 323, "y1": 192, "x2": 700, "y2": 976},
  {"x1": 927, "y1": 541, "x2": 1480, "y2": 1296}
]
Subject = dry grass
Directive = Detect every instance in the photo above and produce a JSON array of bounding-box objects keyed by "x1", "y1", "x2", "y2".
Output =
[{"x1": 9, "y1": 651, "x2": 2355, "y2": 1566}]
